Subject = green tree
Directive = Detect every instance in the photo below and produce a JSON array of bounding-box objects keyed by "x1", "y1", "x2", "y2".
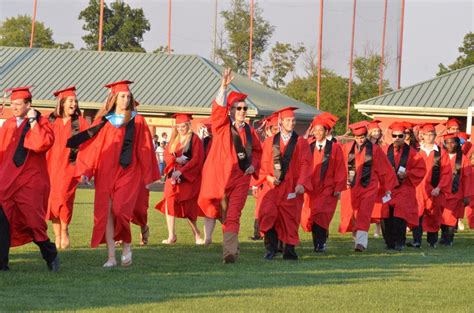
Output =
[
  {"x1": 153, "y1": 46, "x2": 174, "y2": 54},
  {"x1": 438, "y1": 32, "x2": 474, "y2": 76},
  {"x1": 0, "y1": 15, "x2": 67, "y2": 48},
  {"x1": 284, "y1": 70, "x2": 365, "y2": 135},
  {"x1": 260, "y1": 42, "x2": 306, "y2": 90},
  {"x1": 216, "y1": 0, "x2": 274, "y2": 76},
  {"x1": 351, "y1": 53, "x2": 391, "y2": 103},
  {"x1": 79, "y1": 0, "x2": 150, "y2": 52}
]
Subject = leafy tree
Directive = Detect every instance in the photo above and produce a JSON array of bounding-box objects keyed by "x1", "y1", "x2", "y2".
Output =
[
  {"x1": 153, "y1": 46, "x2": 174, "y2": 54},
  {"x1": 216, "y1": 0, "x2": 274, "y2": 76},
  {"x1": 79, "y1": 0, "x2": 150, "y2": 52},
  {"x1": 260, "y1": 42, "x2": 306, "y2": 90},
  {"x1": 438, "y1": 32, "x2": 474, "y2": 75},
  {"x1": 0, "y1": 15, "x2": 69, "y2": 48},
  {"x1": 351, "y1": 53, "x2": 391, "y2": 103}
]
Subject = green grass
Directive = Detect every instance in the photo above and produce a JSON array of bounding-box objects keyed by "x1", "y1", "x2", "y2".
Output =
[{"x1": 1, "y1": 189, "x2": 474, "y2": 312}]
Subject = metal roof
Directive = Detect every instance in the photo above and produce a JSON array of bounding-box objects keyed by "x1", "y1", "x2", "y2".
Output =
[
  {"x1": 355, "y1": 65, "x2": 474, "y2": 117},
  {"x1": 0, "y1": 47, "x2": 318, "y2": 120}
]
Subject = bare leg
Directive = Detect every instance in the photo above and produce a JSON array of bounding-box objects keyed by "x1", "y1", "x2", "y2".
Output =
[
  {"x1": 204, "y1": 217, "x2": 216, "y2": 244},
  {"x1": 51, "y1": 218, "x2": 61, "y2": 249},
  {"x1": 188, "y1": 219, "x2": 204, "y2": 244},
  {"x1": 374, "y1": 223, "x2": 382, "y2": 238},
  {"x1": 104, "y1": 203, "x2": 117, "y2": 266},
  {"x1": 162, "y1": 201, "x2": 177, "y2": 244},
  {"x1": 60, "y1": 219, "x2": 70, "y2": 249},
  {"x1": 121, "y1": 242, "x2": 132, "y2": 266}
]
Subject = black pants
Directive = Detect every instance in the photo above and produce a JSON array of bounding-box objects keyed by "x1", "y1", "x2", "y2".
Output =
[
  {"x1": 440, "y1": 224, "x2": 456, "y2": 244},
  {"x1": 381, "y1": 206, "x2": 407, "y2": 249},
  {"x1": 311, "y1": 223, "x2": 327, "y2": 249},
  {"x1": 0, "y1": 206, "x2": 57, "y2": 269},
  {"x1": 264, "y1": 227, "x2": 297, "y2": 259}
]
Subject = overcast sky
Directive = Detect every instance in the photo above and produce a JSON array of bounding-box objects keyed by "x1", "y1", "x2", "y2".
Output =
[{"x1": 1, "y1": 0, "x2": 472, "y2": 88}]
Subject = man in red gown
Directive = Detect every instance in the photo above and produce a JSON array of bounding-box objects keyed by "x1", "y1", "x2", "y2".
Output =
[
  {"x1": 380, "y1": 122, "x2": 426, "y2": 251},
  {"x1": 410, "y1": 123, "x2": 451, "y2": 248},
  {"x1": 339, "y1": 121, "x2": 397, "y2": 252},
  {"x1": 198, "y1": 69, "x2": 262, "y2": 263},
  {"x1": 0, "y1": 86, "x2": 59, "y2": 271},
  {"x1": 301, "y1": 115, "x2": 346, "y2": 253},
  {"x1": 257, "y1": 107, "x2": 312, "y2": 260}
]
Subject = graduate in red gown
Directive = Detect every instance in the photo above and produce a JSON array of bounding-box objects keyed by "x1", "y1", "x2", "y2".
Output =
[
  {"x1": 249, "y1": 113, "x2": 279, "y2": 241},
  {"x1": 466, "y1": 151, "x2": 474, "y2": 229},
  {"x1": 156, "y1": 113, "x2": 205, "y2": 245},
  {"x1": 46, "y1": 86, "x2": 89, "y2": 249},
  {"x1": 339, "y1": 121, "x2": 397, "y2": 252},
  {"x1": 300, "y1": 115, "x2": 346, "y2": 253},
  {"x1": 258, "y1": 107, "x2": 312, "y2": 260},
  {"x1": 439, "y1": 133, "x2": 472, "y2": 245},
  {"x1": 379, "y1": 122, "x2": 426, "y2": 251},
  {"x1": 68, "y1": 80, "x2": 160, "y2": 267},
  {"x1": 131, "y1": 184, "x2": 150, "y2": 246},
  {"x1": 0, "y1": 86, "x2": 59, "y2": 271},
  {"x1": 409, "y1": 123, "x2": 451, "y2": 248},
  {"x1": 198, "y1": 69, "x2": 262, "y2": 263}
]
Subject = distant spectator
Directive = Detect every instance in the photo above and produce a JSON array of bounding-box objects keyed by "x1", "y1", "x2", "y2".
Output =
[
  {"x1": 161, "y1": 132, "x2": 168, "y2": 146},
  {"x1": 156, "y1": 141, "x2": 166, "y2": 175},
  {"x1": 153, "y1": 135, "x2": 160, "y2": 150}
]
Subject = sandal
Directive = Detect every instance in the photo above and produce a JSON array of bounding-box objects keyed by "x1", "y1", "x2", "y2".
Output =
[
  {"x1": 121, "y1": 251, "x2": 132, "y2": 267},
  {"x1": 139, "y1": 226, "x2": 150, "y2": 246},
  {"x1": 161, "y1": 237, "x2": 177, "y2": 244}
]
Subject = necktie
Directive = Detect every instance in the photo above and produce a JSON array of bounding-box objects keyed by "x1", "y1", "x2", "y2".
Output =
[{"x1": 318, "y1": 144, "x2": 323, "y2": 152}]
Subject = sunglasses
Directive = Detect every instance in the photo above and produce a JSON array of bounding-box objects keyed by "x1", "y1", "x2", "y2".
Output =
[
  {"x1": 235, "y1": 106, "x2": 248, "y2": 111},
  {"x1": 392, "y1": 134, "x2": 405, "y2": 139}
]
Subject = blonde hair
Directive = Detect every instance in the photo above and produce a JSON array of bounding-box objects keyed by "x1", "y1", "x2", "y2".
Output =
[
  {"x1": 169, "y1": 121, "x2": 193, "y2": 154},
  {"x1": 95, "y1": 92, "x2": 136, "y2": 123}
]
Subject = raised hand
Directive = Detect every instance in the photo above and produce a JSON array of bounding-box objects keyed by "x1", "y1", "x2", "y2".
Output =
[{"x1": 221, "y1": 68, "x2": 234, "y2": 89}]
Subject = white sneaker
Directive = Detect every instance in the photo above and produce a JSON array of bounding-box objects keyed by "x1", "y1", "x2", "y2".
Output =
[{"x1": 121, "y1": 251, "x2": 132, "y2": 267}]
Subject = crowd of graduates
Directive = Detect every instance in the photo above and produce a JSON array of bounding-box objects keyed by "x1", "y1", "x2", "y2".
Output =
[{"x1": 0, "y1": 68, "x2": 473, "y2": 272}]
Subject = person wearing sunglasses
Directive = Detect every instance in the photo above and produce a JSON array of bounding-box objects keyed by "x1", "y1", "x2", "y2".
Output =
[
  {"x1": 379, "y1": 122, "x2": 426, "y2": 251},
  {"x1": 410, "y1": 123, "x2": 451, "y2": 248},
  {"x1": 198, "y1": 68, "x2": 262, "y2": 264},
  {"x1": 339, "y1": 121, "x2": 397, "y2": 252}
]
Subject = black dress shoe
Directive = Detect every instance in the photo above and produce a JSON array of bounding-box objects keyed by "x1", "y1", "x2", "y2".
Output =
[
  {"x1": 47, "y1": 256, "x2": 60, "y2": 272},
  {"x1": 407, "y1": 241, "x2": 421, "y2": 248},
  {"x1": 283, "y1": 253, "x2": 298, "y2": 260},
  {"x1": 264, "y1": 251, "x2": 276, "y2": 260},
  {"x1": 0, "y1": 265, "x2": 10, "y2": 271},
  {"x1": 314, "y1": 244, "x2": 327, "y2": 253},
  {"x1": 428, "y1": 243, "x2": 437, "y2": 248},
  {"x1": 394, "y1": 245, "x2": 405, "y2": 252},
  {"x1": 249, "y1": 235, "x2": 262, "y2": 241}
]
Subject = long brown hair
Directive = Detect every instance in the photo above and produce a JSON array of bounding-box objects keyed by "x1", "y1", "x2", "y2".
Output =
[
  {"x1": 53, "y1": 97, "x2": 82, "y2": 118},
  {"x1": 169, "y1": 121, "x2": 193, "y2": 154},
  {"x1": 95, "y1": 92, "x2": 136, "y2": 124}
]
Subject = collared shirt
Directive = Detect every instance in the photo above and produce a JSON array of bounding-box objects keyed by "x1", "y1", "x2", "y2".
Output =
[
  {"x1": 449, "y1": 153, "x2": 456, "y2": 160},
  {"x1": 231, "y1": 119, "x2": 246, "y2": 129},
  {"x1": 326, "y1": 135, "x2": 333, "y2": 141},
  {"x1": 316, "y1": 139, "x2": 326, "y2": 152},
  {"x1": 16, "y1": 117, "x2": 25, "y2": 128},
  {"x1": 281, "y1": 131, "x2": 293, "y2": 144},
  {"x1": 105, "y1": 111, "x2": 137, "y2": 128},
  {"x1": 419, "y1": 143, "x2": 439, "y2": 156}
]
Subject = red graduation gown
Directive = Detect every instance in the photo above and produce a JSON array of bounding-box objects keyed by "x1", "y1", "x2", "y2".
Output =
[
  {"x1": 301, "y1": 140, "x2": 346, "y2": 232},
  {"x1": 415, "y1": 146, "x2": 451, "y2": 232},
  {"x1": 258, "y1": 135, "x2": 312, "y2": 245},
  {"x1": 156, "y1": 134, "x2": 204, "y2": 220},
  {"x1": 46, "y1": 116, "x2": 89, "y2": 224},
  {"x1": 0, "y1": 117, "x2": 54, "y2": 247},
  {"x1": 74, "y1": 114, "x2": 160, "y2": 247},
  {"x1": 380, "y1": 145, "x2": 426, "y2": 228},
  {"x1": 441, "y1": 152, "x2": 472, "y2": 226},
  {"x1": 467, "y1": 165, "x2": 474, "y2": 228},
  {"x1": 339, "y1": 142, "x2": 397, "y2": 233},
  {"x1": 198, "y1": 101, "x2": 262, "y2": 233}
]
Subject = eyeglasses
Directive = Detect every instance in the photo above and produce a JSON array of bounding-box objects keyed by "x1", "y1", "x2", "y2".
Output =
[
  {"x1": 235, "y1": 106, "x2": 248, "y2": 111},
  {"x1": 392, "y1": 134, "x2": 405, "y2": 139}
]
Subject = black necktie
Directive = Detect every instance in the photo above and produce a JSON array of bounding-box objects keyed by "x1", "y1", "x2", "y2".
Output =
[
  {"x1": 13, "y1": 120, "x2": 31, "y2": 167},
  {"x1": 318, "y1": 144, "x2": 323, "y2": 152}
]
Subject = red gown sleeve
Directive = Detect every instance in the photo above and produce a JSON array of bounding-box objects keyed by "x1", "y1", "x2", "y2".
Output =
[
  {"x1": 179, "y1": 135, "x2": 204, "y2": 183},
  {"x1": 250, "y1": 127, "x2": 262, "y2": 179},
  {"x1": 462, "y1": 157, "x2": 473, "y2": 197},
  {"x1": 333, "y1": 143, "x2": 347, "y2": 192},
  {"x1": 405, "y1": 149, "x2": 427, "y2": 187},
  {"x1": 257, "y1": 137, "x2": 274, "y2": 185},
  {"x1": 136, "y1": 117, "x2": 161, "y2": 185},
  {"x1": 374, "y1": 145, "x2": 398, "y2": 193},
  {"x1": 438, "y1": 153, "x2": 453, "y2": 193},
  {"x1": 211, "y1": 100, "x2": 230, "y2": 133},
  {"x1": 24, "y1": 116, "x2": 54, "y2": 153},
  {"x1": 296, "y1": 138, "x2": 313, "y2": 192}
]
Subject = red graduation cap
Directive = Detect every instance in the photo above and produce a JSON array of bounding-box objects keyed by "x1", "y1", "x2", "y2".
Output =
[
  {"x1": 104, "y1": 80, "x2": 133, "y2": 94},
  {"x1": 443, "y1": 133, "x2": 458, "y2": 141},
  {"x1": 445, "y1": 118, "x2": 461, "y2": 128},
  {"x1": 457, "y1": 132, "x2": 470, "y2": 141},
  {"x1": 367, "y1": 119, "x2": 382, "y2": 131},
  {"x1": 261, "y1": 113, "x2": 279, "y2": 127},
  {"x1": 420, "y1": 122, "x2": 438, "y2": 133},
  {"x1": 6, "y1": 86, "x2": 33, "y2": 101},
  {"x1": 53, "y1": 86, "x2": 76, "y2": 99},
  {"x1": 389, "y1": 122, "x2": 407, "y2": 132},
  {"x1": 172, "y1": 113, "x2": 192, "y2": 124},
  {"x1": 274, "y1": 106, "x2": 299, "y2": 119},
  {"x1": 311, "y1": 117, "x2": 332, "y2": 130},
  {"x1": 348, "y1": 120, "x2": 369, "y2": 136},
  {"x1": 402, "y1": 121, "x2": 414, "y2": 130},
  {"x1": 227, "y1": 91, "x2": 247, "y2": 106},
  {"x1": 318, "y1": 112, "x2": 339, "y2": 123}
]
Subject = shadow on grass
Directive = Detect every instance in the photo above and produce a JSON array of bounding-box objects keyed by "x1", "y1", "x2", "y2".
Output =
[{"x1": 1, "y1": 232, "x2": 474, "y2": 311}]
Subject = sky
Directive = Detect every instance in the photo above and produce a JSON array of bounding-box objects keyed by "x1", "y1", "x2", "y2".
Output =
[{"x1": 1, "y1": 0, "x2": 472, "y2": 88}]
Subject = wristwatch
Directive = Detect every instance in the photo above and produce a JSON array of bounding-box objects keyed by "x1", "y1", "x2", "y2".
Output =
[{"x1": 28, "y1": 117, "x2": 36, "y2": 124}]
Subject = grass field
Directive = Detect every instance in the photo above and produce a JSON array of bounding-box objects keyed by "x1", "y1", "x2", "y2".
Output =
[{"x1": 1, "y1": 189, "x2": 474, "y2": 312}]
